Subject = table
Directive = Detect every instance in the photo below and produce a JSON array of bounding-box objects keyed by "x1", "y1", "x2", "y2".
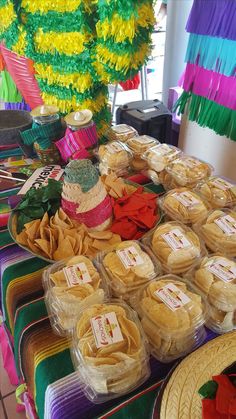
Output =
[{"x1": 0, "y1": 156, "x2": 217, "y2": 419}]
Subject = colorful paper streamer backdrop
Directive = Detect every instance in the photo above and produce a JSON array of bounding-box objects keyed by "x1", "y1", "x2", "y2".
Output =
[{"x1": 175, "y1": 0, "x2": 236, "y2": 141}]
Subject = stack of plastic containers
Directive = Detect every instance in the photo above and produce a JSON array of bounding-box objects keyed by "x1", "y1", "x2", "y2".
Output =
[
  {"x1": 106, "y1": 124, "x2": 138, "y2": 142},
  {"x1": 126, "y1": 135, "x2": 159, "y2": 172},
  {"x1": 185, "y1": 255, "x2": 236, "y2": 333},
  {"x1": 130, "y1": 276, "x2": 207, "y2": 362},
  {"x1": 43, "y1": 256, "x2": 109, "y2": 335},
  {"x1": 70, "y1": 301, "x2": 150, "y2": 402},
  {"x1": 98, "y1": 141, "x2": 133, "y2": 177},
  {"x1": 142, "y1": 143, "x2": 182, "y2": 184}
]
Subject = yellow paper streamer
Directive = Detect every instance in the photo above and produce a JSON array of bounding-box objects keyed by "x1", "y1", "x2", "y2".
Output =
[
  {"x1": 0, "y1": 2, "x2": 16, "y2": 32},
  {"x1": 21, "y1": 0, "x2": 83, "y2": 14},
  {"x1": 41, "y1": 91, "x2": 108, "y2": 115},
  {"x1": 34, "y1": 30, "x2": 91, "y2": 56},
  {"x1": 96, "y1": 2, "x2": 155, "y2": 43},
  {"x1": 12, "y1": 28, "x2": 27, "y2": 56},
  {"x1": 35, "y1": 64, "x2": 93, "y2": 93},
  {"x1": 96, "y1": 43, "x2": 150, "y2": 73}
]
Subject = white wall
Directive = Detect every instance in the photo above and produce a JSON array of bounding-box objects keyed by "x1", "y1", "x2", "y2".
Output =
[
  {"x1": 179, "y1": 115, "x2": 236, "y2": 181},
  {"x1": 162, "y1": 0, "x2": 193, "y2": 106}
]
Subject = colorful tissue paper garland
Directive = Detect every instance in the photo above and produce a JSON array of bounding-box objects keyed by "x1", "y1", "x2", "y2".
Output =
[
  {"x1": 175, "y1": 0, "x2": 236, "y2": 142},
  {"x1": 0, "y1": 0, "x2": 155, "y2": 135}
]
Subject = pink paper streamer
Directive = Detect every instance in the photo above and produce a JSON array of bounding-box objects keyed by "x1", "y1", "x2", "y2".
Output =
[
  {"x1": 183, "y1": 63, "x2": 236, "y2": 110},
  {"x1": 0, "y1": 323, "x2": 19, "y2": 385}
]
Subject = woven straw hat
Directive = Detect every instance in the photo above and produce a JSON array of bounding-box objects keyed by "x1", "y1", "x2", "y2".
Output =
[
  {"x1": 65, "y1": 109, "x2": 93, "y2": 128},
  {"x1": 159, "y1": 331, "x2": 236, "y2": 419},
  {"x1": 31, "y1": 105, "x2": 59, "y2": 117}
]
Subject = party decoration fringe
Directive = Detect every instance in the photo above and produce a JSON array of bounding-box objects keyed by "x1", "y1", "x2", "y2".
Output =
[
  {"x1": 34, "y1": 30, "x2": 91, "y2": 56},
  {"x1": 186, "y1": 0, "x2": 236, "y2": 40},
  {"x1": 186, "y1": 34, "x2": 236, "y2": 77},
  {"x1": 183, "y1": 63, "x2": 236, "y2": 111},
  {"x1": 0, "y1": 1, "x2": 16, "y2": 32},
  {"x1": 175, "y1": 91, "x2": 236, "y2": 141}
]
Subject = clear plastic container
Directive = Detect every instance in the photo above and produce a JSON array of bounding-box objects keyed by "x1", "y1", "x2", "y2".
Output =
[
  {"x1": 70, "y1": 300, "x2": 150, "y2": 402},
  {"x1": 106, "y1": 124, "x2": 138, "y2": 143},
  {"x1": 195, "y1": 176, "x2": 236, "y2": 209},
  {"x1": 98, "y1": 141, "x2": 133, "y2": 177},
  {"x1": 143, "y1": 221, "x2": 204, "y2": 274},
  {"x1": 160, "y1": 187, "x2": 210, "y2": 226},
  {"x1": 95, "y1": 241, "x2": 162, "y2": 303},
  {"x1": 43, "y1": 256, "x2": 109, "y2": 335},
  {"x1": 130, "y1": 275, "x2": 206, "y2": 362},
  {"x1": 126, "y1": 136, "x2": 159, "y2": 172},
  {"x1": 184, "y1": 255, "x2": 236, "y2": 333},
  {"x1": 142, "y1": 143, "x2": 182, "y2": 184},
  {"x1": 164, "y1": 155, "x2": 213, "y2": 190},
  {"x1": 194, "y1": 209, "x2": 236, "y2": 257}
]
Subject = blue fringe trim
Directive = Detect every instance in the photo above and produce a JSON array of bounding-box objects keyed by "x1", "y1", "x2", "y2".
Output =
[{"x1": 185, "y1": 34, "x2": 236, "y2": 77}]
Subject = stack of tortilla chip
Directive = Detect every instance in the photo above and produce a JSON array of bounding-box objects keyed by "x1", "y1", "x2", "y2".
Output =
[
  {"x1": 15, "y1": 208, "x2": 121, "y2": 261},
  {"x1": 101, "y1": 173, "x2": 137, "y2": 199},
  {"x1": 132, "y1": 276, "x2": 206, "y2": 362},
  {"x1": 149, "y1": 221, "x2": 202, "y2": 274},
  {"x1": 97, "y1": 241, "x2": 161, "y2": 302},
  {"x1": 98, "y1": 141, "x2": 132, "y2": 177},
  {"x1": 185, "y1": 255, "x2": 236, "y2": 333},
  {"x1": 160, "y1": 188, "x2": 210, "y2": 225},
  {"x1": 196, "y1": 209, "x2": 236, "y2": 257},
  {"x1": 196, "y1": 176, "x2": 236, "y2": 208},
  {"x1": 71, "y1": 302, "x2": 150, "y2": 401},
  {"x1": 43, "y1": 256, "x2": 108, "y2": 334}
]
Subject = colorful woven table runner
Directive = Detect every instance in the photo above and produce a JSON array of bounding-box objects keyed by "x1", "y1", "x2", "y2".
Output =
[{"x1": 175, "y1": 0, "x2": 236, "y2": 141}]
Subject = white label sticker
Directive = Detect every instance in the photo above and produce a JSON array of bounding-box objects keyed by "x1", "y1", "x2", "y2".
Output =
[
  {"x1": 207, "y1": 259, "x2": 236, "y2": 283},
  {"x1": 214, "y1": 215, "x2": 236, "y2": 235},
  {"x1": 152, "y1": 144, "x2": 172, "y2": 156},
  {"x1": 210, "y1": 177, "x2": 233, "y2": 191},
  {"x1": 63, "y1": 263, "x2": 92, "y2": 287},
  {"x1": 162, "y1": 228, "x2": 192, "y2": 251},
  {"x1": 105, "y1": 142, "x2": 123, "y2": 154},
  {"x1": 116, "y1": 246, "x2": 144, "y2": 269},
  {"x1": 173, "y1": 191, "x2": 200, "y2": 207},
  {"x1": 183, "y1": 157, "x2": 200, "y2": 168},
  {"x1": 134, "y1": 136, "x2": 153, "y2": 144},
  {"x1": 91, "y1": 312, "x2": 123, "y2": 348},
  {"x1": 114, "y1": 125, "x2": 132, "y2": 134},
  {"x1": 154, "y1": 283, "x2": 191, "y2": 311}
]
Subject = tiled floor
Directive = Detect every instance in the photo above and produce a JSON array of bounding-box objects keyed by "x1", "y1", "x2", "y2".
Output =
[{"x1": 0, "y1": 347, "x2": 26, "y2": 419}]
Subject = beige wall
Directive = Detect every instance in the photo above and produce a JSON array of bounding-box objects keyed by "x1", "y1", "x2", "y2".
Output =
[{"x1": 179, "y1": 115, "x2": 236, "y2": 181}]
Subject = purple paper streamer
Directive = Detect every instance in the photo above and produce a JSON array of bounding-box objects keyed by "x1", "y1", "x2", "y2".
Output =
[
  {"x1": 4, "y1": 102, "x2": 31, "y2": 111},
  {"x1": 183, "y1": 63, "x2": 236, "y2": 110},
  {"x1": 186, "y1": 0, "x2": 236, "y2": 41}
]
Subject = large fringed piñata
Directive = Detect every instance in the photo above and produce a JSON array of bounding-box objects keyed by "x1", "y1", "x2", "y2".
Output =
[
  {"x1": 0, "y1": 0, "x2": 155, "y2": 138},
  {"x1": 175, "y1": 0, "x2": 236, "y2": 141}
]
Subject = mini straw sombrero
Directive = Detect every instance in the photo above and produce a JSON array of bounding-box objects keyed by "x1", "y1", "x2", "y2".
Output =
[
  {"x1": 31, "y1": 105, "x2": 59, "y2": 117},
  {"x1": 65, "y1": 109, "x2": 93, "y2": 128},
  {"x1": 159, "y1": 331, "x2": 236, "y2": 419}
]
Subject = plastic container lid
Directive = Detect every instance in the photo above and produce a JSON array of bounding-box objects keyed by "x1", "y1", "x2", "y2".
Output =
[
  {"x1": 195, "y1": 176, "x2": 236, "y2": 209},
  {"x1": 143, "y1": 221, "x2": 204, "y2": 274},
  {"x1": 43, "y1": 256, "x2": 109, "y2": 335},
  {"x1": 98, "y1": 141, "x2": 132, "y2": 177},
  {"x1": 143, "y1": 143, "x2": 182, "y2": 172},
  {"x1": 70, "y1": 300, "x2": 150, "y2": 402},
  {"x1": 130, "y1": 275, "x2": 206, "y2": 362},
  {"x1": 126, "y1": 136, "x2": 159, "y2": 156},
  {"x1": 106, "y1": 124, "x2": 138, "y2": 142},
  {"x1": 160, "y1": 187, "x2": 210, "y2": 225},
  {"x1": 195, "y1": 209, "x2": 236, "y2": 257},
  {"x1": 185, "y1": 255, "x2": 236, "y2": 333},
  {"x1": 165, "y1": 155, "x2": 213, "y2": 189},
  {"x1": 95, "y1": 241, "x2": 162, "y2": 302}
]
